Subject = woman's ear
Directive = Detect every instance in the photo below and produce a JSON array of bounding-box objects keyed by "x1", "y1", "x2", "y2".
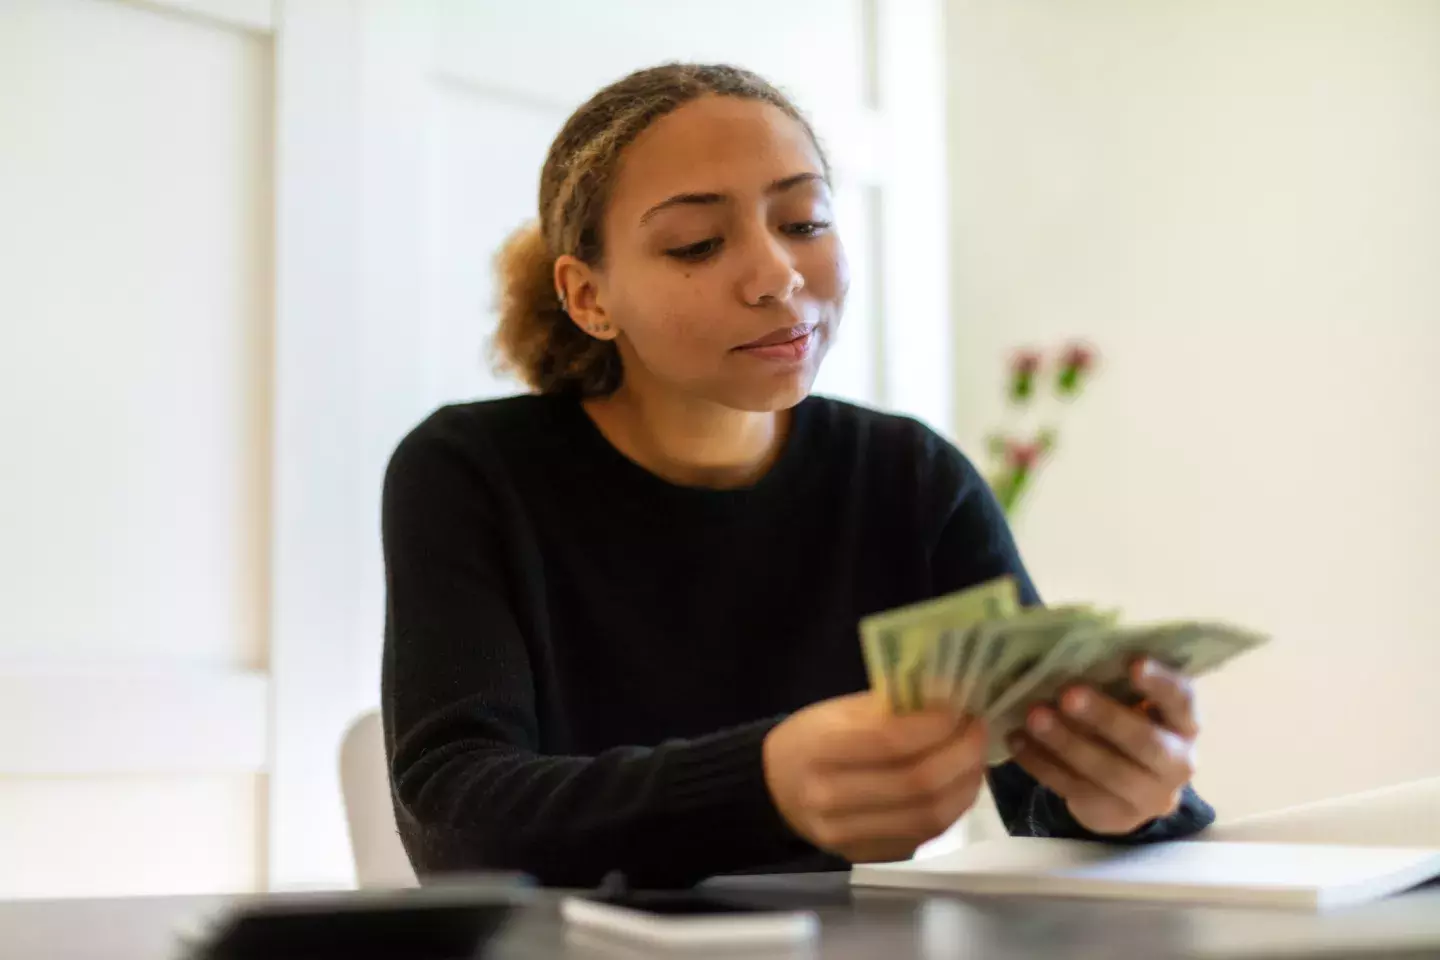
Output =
[{"x1": 555, "y1": 255, "x2": 617, "y2": 341}]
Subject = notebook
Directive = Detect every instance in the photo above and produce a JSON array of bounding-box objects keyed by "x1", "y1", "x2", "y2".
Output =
[{"x1": 849, "y1": 838, "x2": 1440, "y2": 910}]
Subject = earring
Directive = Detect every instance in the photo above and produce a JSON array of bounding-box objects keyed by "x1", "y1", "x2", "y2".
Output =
[
  {"x1": 588, "y1": 322, "x2": 612, "y2": 335},
  {"x1": 557, "y1": 291, "x2": 569, "y2": 313}
]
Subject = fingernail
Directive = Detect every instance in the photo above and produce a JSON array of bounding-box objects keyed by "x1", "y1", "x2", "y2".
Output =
[
  {"x1": 1141, "y1": 658, "x2": 1161, "y2": 679},
  {"x1": 1065, "y1": 689, "x2": 1091, "y2": 715},
  {"x1": 1029, "y1": 709, "x2": 1054, "y2": 735}
]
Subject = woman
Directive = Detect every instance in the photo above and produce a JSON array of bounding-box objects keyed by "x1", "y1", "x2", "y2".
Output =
[{"x1": 381, "y1": 63, "x2": 1213, "y2": 888}]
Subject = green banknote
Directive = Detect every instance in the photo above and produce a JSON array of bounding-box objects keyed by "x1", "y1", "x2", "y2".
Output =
[
  {"x1": 857, "y1": 580, "x2": 1269, "y2": 760},
  {"x1": 983, "y1": 621, "x2": 1114, "y2": 763},
  {"x1": 965, "y1": 605, "x2": 1110, "y2": 716},
  {"x1": 859, "y1": 576, "x2": 1020, "y2": 712}
]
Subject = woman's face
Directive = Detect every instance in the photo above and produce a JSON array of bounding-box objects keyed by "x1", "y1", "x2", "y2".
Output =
[{"x1": 585, "y1": 95, "x2": 849, "y2": 412}]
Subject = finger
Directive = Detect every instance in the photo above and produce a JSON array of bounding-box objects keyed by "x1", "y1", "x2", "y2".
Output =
[
  {"x1": 810, "y1": 720, "x2": 987, "y2": 815},
  {"x1": 1006, "y1": 731, "x2": 1120, "y2": 808},
  {"x1": 812, "y1": 766, "x2": 985, "y2": 852},
  {"x1": 1024, "y1": 705, "x2": 1157, "y2": 808},
  {"x1": 1055, "y1": 685, "x2": 1190, "y2": 777},
  {"x1": 822, "y1": 700, "x2": 964, "y2": 766},
  {"x1": 1009, "y1": 733, "x2": 1158, "y2": 835},
  {"x1": 1131, "y1": 658, "x2": 1200, "y2": 738}
]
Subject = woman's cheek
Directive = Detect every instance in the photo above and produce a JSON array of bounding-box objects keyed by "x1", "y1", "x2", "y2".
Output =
[
  {"x1": 644, "y1": 303, "x2": 725, "y2": 364},
  {"x1": 830, "y1": 239, "x2": 852, "y2": 308},
  {"x1": 802, "y1": 236, "x2": 850, "y2": 308}
]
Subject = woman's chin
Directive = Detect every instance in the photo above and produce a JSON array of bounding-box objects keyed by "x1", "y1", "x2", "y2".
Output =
[
  {"x1": 716, "y1": 365, "x2": 823, "y2": 413},
  {"x1": 704, "y1": 335, "x2": 827, "y2": 411}
]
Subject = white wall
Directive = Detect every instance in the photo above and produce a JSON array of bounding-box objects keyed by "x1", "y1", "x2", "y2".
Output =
[
  {"x1": 0, "y1": 0, "x2": 273, "y2": 898},
  {"x1": 947, "y1": 0, "x2": 1440, "y2": 819}
]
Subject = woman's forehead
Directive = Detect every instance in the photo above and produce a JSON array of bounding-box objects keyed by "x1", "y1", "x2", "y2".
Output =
[{"x1": 608, "y1": 97, "x2": 826, "y2": 216}]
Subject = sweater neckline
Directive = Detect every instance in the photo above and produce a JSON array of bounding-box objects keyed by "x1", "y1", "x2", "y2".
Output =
[{"x1": 558, "y1": 395, "x2": 818, "y2": 507}]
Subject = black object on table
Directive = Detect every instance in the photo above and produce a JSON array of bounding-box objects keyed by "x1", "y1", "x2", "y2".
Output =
[{"x1": 192, "y1": 875, "x2": 533, "y2": 960}]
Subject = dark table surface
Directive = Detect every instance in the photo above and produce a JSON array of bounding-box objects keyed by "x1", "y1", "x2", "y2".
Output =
[{"x1": 4, "y1": 872, "x2": 1440, "y2": 960}]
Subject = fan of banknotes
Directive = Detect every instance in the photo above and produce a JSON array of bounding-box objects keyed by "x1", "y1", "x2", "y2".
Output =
[{"x1": 858, "y1": 576, "x2": 1269, "y2": 765}]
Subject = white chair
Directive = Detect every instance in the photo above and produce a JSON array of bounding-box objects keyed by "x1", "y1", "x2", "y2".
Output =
[
  {"x1": 339, "y1": 710, "x2": 418, "y2": 888},
  {"x1": 1203, "y1": 775, "x2": 1440, "y2": 848}
]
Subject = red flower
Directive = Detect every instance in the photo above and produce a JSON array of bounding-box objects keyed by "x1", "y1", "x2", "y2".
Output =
[
  {"x1": 1008, "y1": 349, "x2": 1042, "y2": 403},
  {"x1": 1056, "y1": 341, "x2": 1097, "y2": 397},
  {"x1": 1062, "y1": 342, "x2": 1096, "y2": 373},
  {"x1": 1012, "y1": 350, "x2": 1042, "y2": 376},
  {"x1": 1005, "y1": 440, "x2": 1042, "y2": 471}
]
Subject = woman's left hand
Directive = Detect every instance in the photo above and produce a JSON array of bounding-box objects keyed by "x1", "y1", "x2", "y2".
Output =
[{"x1": 1005, "y1": 658, "x2": 1199, "y2": 836}]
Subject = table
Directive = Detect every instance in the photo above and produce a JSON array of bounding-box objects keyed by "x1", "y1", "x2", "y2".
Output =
[{"x1": 3, "y1": 874, "x2": 1440, "y2": 960}]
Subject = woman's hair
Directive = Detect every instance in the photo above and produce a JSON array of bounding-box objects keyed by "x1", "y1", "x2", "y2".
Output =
[{"x1": 492, "y1": 62, "x2": 830, "y2": 397}]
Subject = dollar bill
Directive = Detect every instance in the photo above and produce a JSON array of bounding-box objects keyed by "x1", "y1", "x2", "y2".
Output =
[
  {"x1": 860, "y1": 619, "x2": 934, "y2": 713},
  {"x1": 984, "y1": 621, "x2": 1115, "y2": 764},
  {"x1": 923, "y1": 623, "x2": 970, "y2": 705},
  {"x1": 859, "y1": 621, "x2": 907, "y2": 713},
  {"x1": 859, "y1": 576, "x2": 1020, "y2": 712},
  {"x1": 859, "y1": 581, "x2": 1269, "y2": 755},
  {"x1": 1082, "y1": 621, "x2": 1267, "y2": 706},
  {"x1": 953, "y1": 605, "x2": 1077, "y2": 717},
  {"x1": 978, "y1": 606, "x2": 1118, "y2": 718},
  {"x1": 956, "y1": 619, "x2": 1004, "y2": 716},
  {"x1": 1149, "y1": 621, "x2": 1266, "y2": 676},
  {"x1": 942, "y1": 621, "x2": 986, "y2": 707},
  {"x1": 984, "y1": 620, "x2": 1269, "y2": 763},
  {"x1": 967, "y1": 605, "x2": 1109, "y2": 716}
]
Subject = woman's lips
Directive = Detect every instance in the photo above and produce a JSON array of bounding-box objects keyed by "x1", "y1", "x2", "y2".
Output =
[
  {"x1": 734, "y1": 323, "x2": 819, "y2": 363},
  {"x1": 740, "y1": 322, "x2": 817, "y2": 349}
]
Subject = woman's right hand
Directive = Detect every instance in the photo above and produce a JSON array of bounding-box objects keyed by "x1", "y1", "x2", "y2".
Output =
[{"x1": 761, "y1": 691, "x2": 988, "y2": 864}]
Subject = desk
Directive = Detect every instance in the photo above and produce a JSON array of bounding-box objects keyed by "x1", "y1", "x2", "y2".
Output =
[{"x1": 3, "y1": 874, "x2": 1440, "y2": 960}]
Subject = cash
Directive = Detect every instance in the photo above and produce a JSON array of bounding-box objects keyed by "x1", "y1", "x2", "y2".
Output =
[{"x1": 858, "y1": 577, "x2": 1268, "y2": 765}]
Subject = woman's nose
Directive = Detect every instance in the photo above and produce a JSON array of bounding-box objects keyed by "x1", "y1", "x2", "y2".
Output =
[{"x1": 739, "y1": 231, "x2": 805, "y2": 306}]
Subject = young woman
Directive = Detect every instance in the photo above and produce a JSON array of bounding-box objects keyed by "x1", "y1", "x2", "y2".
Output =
[{"x1": 381, "y1": 63, "x2": 1213, "y2": 888}]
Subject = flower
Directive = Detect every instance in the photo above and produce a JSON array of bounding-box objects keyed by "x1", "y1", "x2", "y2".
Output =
[
  {"x1": 1013, "y1": 350, "x2": 1042, "y2": 376},
  {"x1": 988, "y1": 338, "x2": 1100, "y2": 517},
  {"x1": 1009, "y1": 349, "x2": 1042, "y2": 403},
  {"x1": 1062, "y1": 342, "x2": 1095, "y2": 372},
  {"x1": 1056, "y1": 341, "x2": 1098, "y2": 398},
  {"x1": 1005, "y1": 440, "x2": 1043, "y2": 472}
]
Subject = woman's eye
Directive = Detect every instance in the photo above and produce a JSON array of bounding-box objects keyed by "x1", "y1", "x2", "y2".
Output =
[
  {"x1": 665, "y1": 238, "x2": 723, "y2": 262},
  {"x1": 784, "y1": 220, "x2": 833, "y2": 238}
]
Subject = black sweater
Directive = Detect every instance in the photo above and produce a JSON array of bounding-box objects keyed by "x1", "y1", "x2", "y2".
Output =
[{"x1": 380, "y1": 394, "x2": 1214, "y2": 888}]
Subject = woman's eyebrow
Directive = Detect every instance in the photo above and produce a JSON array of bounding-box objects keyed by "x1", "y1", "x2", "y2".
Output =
[{"x1": 638, "y1": 172, "x2": 827, "y2": 225}]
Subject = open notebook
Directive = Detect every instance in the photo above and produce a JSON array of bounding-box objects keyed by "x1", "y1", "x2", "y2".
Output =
[{"x1": 850, "y1": 839, "x2": 1440, "y2": 910}]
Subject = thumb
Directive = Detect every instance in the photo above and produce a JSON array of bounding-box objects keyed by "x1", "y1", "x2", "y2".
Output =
[
  {"x1": 816, "y1": 692, "x2": 961, "y2": 765},
  {"x1": 866, "y1": 706, "x2": 967, "y2": 764}
]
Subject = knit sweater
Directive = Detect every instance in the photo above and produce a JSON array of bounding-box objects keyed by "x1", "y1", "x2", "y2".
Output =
[{"x1": 380, "y1": 394, "x2": 1214, "y2": 888}]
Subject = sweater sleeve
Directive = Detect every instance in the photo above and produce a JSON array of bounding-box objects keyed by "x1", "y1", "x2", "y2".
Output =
[
  {"x1": 926, "y1": 439, "x2": 1216, "y2": 844},
  {"x1": 380, "y1": 420, "x2": 811, "y2": 889}
]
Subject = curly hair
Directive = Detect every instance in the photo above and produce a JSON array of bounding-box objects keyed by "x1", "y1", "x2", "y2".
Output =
[{"x1": 491, "y1": 63, "x2": 830, "y2": 397}]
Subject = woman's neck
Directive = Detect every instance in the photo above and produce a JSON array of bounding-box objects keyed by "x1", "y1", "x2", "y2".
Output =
[{"x1": 582, "y1": 383, "x2": 790, "y2": 490}]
